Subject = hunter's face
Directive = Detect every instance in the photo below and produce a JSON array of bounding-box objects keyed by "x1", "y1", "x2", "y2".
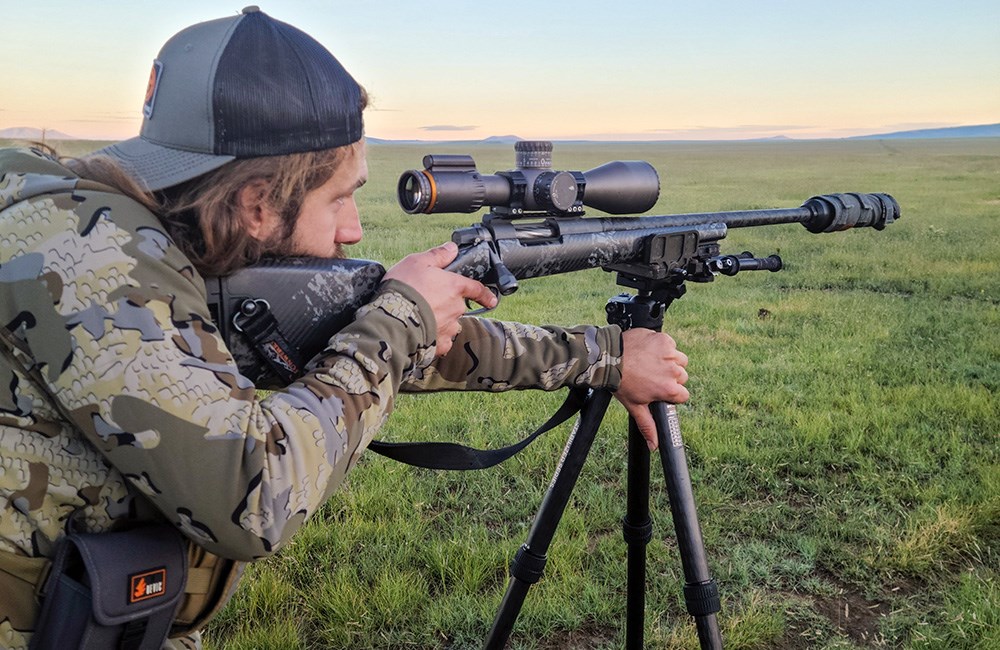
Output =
[{"x1": 290, "y1": 142, "x2": 368, "y2": 258}]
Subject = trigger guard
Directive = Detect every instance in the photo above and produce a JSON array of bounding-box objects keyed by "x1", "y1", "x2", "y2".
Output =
[{"x1": 464, "y1": 288, "x2": 500, "y2": 316}]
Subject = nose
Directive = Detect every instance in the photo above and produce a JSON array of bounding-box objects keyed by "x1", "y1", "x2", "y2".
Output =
[{"x1": 336, "y1": 203, "x2": 363, "y2": 245}]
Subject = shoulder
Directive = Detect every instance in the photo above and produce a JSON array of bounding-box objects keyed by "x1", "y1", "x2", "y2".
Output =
[
  {"x1": 0, "y1": 146, "x2": 78, "y2": 210},
  {"x1": 1, "y1": 146, "x2": 204, "y2": 301},
  {"x1": 0, "y1": 146, "x2": 68, "y2": 174}
]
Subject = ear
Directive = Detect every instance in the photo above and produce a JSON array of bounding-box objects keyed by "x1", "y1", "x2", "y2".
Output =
[{"x1": 237, "y1": 180, "x2": 279, "y2": 242}]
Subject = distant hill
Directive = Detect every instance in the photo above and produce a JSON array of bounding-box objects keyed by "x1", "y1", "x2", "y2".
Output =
[
  {"x1": 481, "y1": 135, "x2": 521, "y2": 144},
  {"x1": 365, "y1": 136, "x2": 427, "y2": 145},
  {"x1": 0, "y1": 126, "x2": 77, "y2": 140},
  {"x1": 851, "y1": 123, "x2": 1000, "y2": 140}
]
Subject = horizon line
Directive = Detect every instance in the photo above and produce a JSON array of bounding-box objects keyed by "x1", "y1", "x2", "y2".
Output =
[{"x1": 2, "y1": 122, "x2": 998, "y2": 144}]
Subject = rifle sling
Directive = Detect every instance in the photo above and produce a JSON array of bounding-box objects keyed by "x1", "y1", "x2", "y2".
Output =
[{"x1": 368, "y1": 388, "x2": 589, "y2": 470}]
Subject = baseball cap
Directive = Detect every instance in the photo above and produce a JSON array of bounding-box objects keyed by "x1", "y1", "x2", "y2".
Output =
[{"x1": 97, "y1": 6, "x2": 364, "y2": 191}]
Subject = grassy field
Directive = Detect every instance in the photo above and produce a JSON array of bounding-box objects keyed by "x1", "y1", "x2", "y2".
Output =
[{"x1": 14, "y1": 137, "x2": 998, "y2": 648}]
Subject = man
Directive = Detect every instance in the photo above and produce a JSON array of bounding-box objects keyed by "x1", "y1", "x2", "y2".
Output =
[{"x1": 0, "y1": 7, "x2": 688, "y2": 648}]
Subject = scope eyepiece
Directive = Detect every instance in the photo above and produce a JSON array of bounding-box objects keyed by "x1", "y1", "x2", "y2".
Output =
[{"x1": 396, "y1": 141, "x2": 660, "y2": 216}]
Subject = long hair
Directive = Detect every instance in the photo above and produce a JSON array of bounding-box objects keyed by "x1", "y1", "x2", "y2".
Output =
[
  {"x1": 155, "y1": 146, "x2": 354, "y2": 276},
  {"x1": 64, "y1": 148, "x2": 353, "y2": 276},
  {"x1": 61, "y1": 150, "x2": 159, "y2": 213}
]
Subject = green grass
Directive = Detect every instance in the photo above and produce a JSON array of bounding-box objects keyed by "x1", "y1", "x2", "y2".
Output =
[
  {"x1": 226, "y1": 139, "x2": 1000, "y2": 649},
  {"x1": 21, "y1": 136, "x2": 999, "y2": 648}
]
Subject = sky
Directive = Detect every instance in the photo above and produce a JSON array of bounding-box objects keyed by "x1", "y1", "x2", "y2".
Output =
[{"x1": 2, "y1": 0, "x2": 998, "y2": 142}]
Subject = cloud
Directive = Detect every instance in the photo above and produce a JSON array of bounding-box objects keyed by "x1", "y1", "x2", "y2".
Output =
[
  {"x1": 420, "y1": 124, "x2": 478, "y2": 132},
  {"x1": 66, "y1": 118, "x2": 138, "y2": 124}
]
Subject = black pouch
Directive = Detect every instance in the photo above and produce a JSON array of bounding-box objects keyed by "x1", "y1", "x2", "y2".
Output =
[{"x1": 29, "y1": 524, "x2": 187, "y2": 650}]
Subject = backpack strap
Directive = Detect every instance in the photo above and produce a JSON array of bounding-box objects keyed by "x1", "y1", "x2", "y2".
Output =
[{"x1": 0, "y1": 551, "x2": 52, "y2": 633}]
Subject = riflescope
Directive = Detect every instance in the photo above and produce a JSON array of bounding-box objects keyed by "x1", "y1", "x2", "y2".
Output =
[{"x1": 397, "y1": 140, "x2": 661, "y2": 216}]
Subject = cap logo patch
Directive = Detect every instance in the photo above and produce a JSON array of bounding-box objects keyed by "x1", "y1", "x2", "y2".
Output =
[
  {"x1": 129, "y1": 567, "x2": 167, "y2": 603},
  {"x1": 143, "y1": 59, "x2": 164, "y2": 119}
]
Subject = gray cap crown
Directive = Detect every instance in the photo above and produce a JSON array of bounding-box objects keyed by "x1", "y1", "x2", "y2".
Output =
[{"x1": 98, "y1": 6, "x2": 363, "y2": 191}]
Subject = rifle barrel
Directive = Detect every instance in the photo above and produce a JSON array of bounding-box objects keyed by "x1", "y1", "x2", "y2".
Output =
[
  {"x1": 597, "y1": 206, "x2": 811, "y2": 231},
  {"x1": 594, "y1": 192, "x2": 899, "y2": 233}
]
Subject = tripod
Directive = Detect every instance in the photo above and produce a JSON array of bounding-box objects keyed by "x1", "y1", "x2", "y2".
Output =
[{"x1": 484, "y1": 281, "x2": 724, "y2": 650}]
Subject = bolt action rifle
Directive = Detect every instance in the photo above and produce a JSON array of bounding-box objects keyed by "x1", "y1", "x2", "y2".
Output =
[{"x1": 205, "y1": 141, "x2": 899, "y2": 649}]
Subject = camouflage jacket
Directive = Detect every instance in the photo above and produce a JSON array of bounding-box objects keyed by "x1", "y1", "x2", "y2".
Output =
[
  {"x1": 0, "y1": 150, "x2": 621, "y2": 637},
  {"x1": 0, "y1": 147, "x2": 622, "y2": 643}
]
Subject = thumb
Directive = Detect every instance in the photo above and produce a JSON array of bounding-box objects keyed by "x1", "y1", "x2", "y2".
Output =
[
  {"x1": 425, "y1": 241, "x2": 458, "y2": 268},
  {"x1": 630, "y1": 407, "x2": 659, "y2": 451}
]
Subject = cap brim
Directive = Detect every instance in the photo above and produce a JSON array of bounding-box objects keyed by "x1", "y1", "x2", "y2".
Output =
[{"x1": 94, "y1": 137, "x2": 235, "y2": 192}]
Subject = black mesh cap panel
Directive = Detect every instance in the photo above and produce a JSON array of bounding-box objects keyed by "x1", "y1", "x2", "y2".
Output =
[{"x1": 212, "y1": 11, "x2": 363, "y2": 156}]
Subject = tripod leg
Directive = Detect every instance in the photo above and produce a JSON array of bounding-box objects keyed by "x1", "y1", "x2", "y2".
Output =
[
  {"x1": 484, "y1": 389, "x2": 613, "y2": 650},
  {"x1": 624, "y1": 420, "x2": 652, "y2": 649},
  {"x1": 652, "y1": 403, "x2": 723, "y2": 650}
]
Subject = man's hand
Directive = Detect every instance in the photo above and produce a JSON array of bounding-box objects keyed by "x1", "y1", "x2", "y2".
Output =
[
  {"x1": 383, "y1": 242, "x2": 497, "y2": 356},
  {"x1": 615, "y1": 329, "x2": 690, "y2": 450}
]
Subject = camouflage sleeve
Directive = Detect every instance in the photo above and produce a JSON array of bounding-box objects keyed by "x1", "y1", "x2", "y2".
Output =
[
  {"x1": 1, "y1": 162, "x2": 436, "y2": 561},
  {"x1": 399, "y1": 317, "x2": 623, "y2": 393}
]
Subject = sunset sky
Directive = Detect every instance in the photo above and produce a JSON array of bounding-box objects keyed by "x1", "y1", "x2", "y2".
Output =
[{"x1": 3, "y1": 1, "x2": 998, "y2": 141}]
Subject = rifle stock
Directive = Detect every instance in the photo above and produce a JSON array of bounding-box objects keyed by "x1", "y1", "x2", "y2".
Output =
[{"x1": 205, "y1": 257, "x2": 386, "y2": 385}]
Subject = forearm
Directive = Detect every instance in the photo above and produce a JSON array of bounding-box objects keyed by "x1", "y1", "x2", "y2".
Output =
[{"x1": 400, "y1": 317, "x2": 623, "y2": 393}]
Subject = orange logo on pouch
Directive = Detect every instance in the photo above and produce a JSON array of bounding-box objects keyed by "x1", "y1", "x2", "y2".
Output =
[{"x1": 129, "y1": 568, "x2": 167, "y2": 603}]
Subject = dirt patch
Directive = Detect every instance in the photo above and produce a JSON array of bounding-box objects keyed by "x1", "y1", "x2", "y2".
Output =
[
  {"x1": 812, "y1": 590, "x2": 888, "y2": 646},
  {"x1": 811, "y1": 568, "x2": 892, "y2": 646},
  {"x1": 768, "y1": 629, "x2": 811, "y2": 650},
  {"x1": 538, "y1": 625, "x2": 617, "y2": 649}
]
